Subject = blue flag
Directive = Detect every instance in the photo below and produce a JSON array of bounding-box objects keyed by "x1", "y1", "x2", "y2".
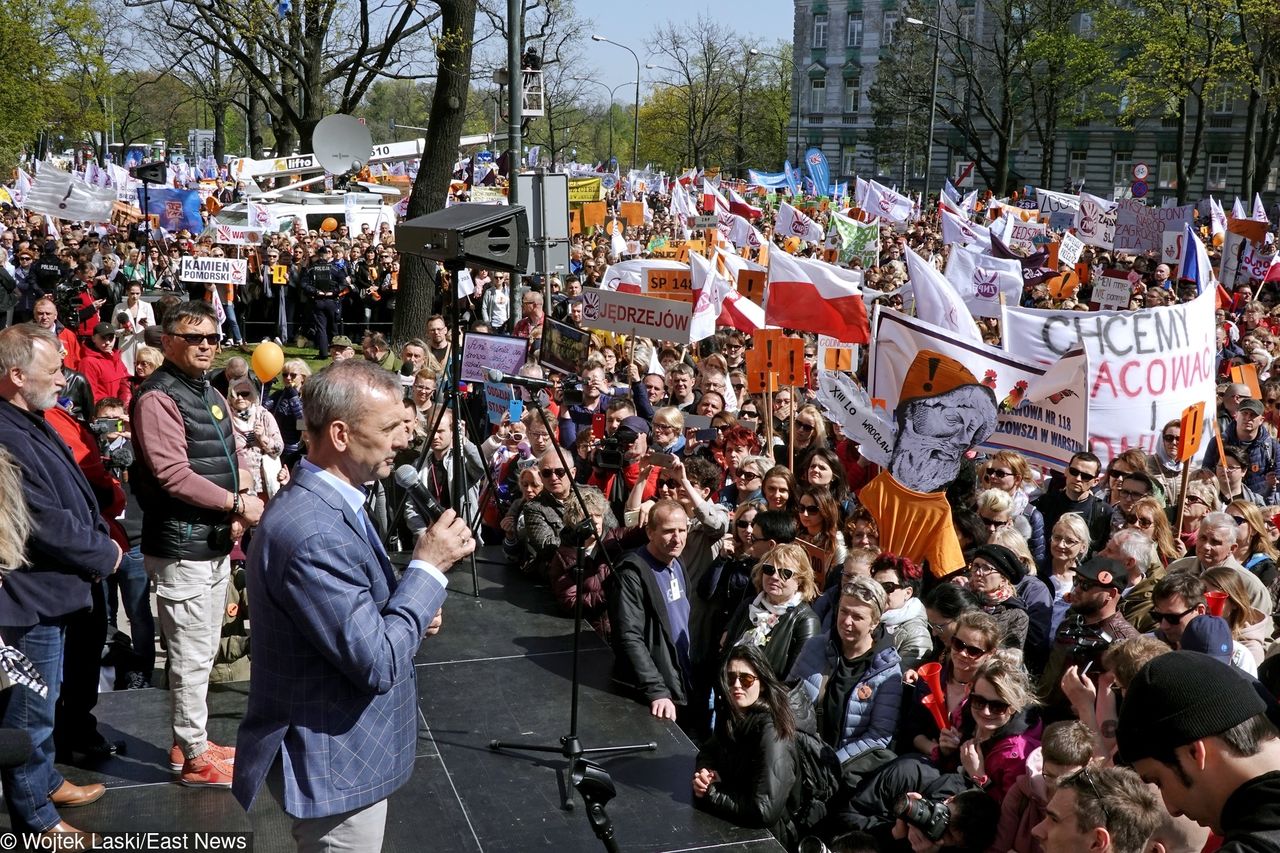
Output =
[
  {"x1": 783, "y1": 160, "x2": 799, "y2": 197},
  {"x1": 137, "y1": 188, "x2": 204, "y2": 234},
  {"x1": 804, "y1": 148, "x2": 830, "y2": 200},
  {"x1": 747, "y1": 168, "x2": 790, "y2": 189}
]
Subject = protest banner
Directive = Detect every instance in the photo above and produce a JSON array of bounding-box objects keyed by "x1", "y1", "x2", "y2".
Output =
[
  {"x1": 1006, "y1": 220, "x2": 1047, "y2": 254},
  {"x1": 539, "y1": 318, "x2": 591, "y2": 375},
  {"x1": 580, "y1": 288, "x2": 695, "y2": 343},
  {"x1": 817, "y1": 335, "x2": 858, "y2": 372},
  {"x1": 1037, "y1": 188, "x2": 1080, "y2": 230},
  {"x1": 271, "y1": 265, "x2": 289, "y2": 284},
  {"x1": 179, "y1": 256, "x2": 248, "y2": 285},
  {"x1": 459, "y1": 332, "x2": 529, "y2": 383},
  {"x1": 869, "y1": 309, "x2": 1089, "y2": 470},
  {"x1": 646, "y1": 267, "x2": 693, "y2": 302},
  {"x1": 745, "y1": 329, "x2": 805, "y2": 390},
  {"x1": 568, "y1": 177, "x2": 603, "y2": 202},
  {"x1": 1161, "y1": 230, "x2": 1185, "y2": 269},
  {"x1": 943, "y1": 246, "x2": 1023, "y2": 319},
  {"x1": 600, "y1": 258, "x2": 688, "y2": 293},
  {"x1": 137, "y1": 187, "x2": 204, "y2": 233},
  {"x1": 620, "y1": 201, "x2": 644, "y2": 227},
  {"x1": 1001, "y1": 286, "x2": 1216, "y2": 465},
  {"x1": 738, "y1": 268, "x2": 767, "y2": 305},
  {"x1": 1057, "y1": 231, "x2": 1086, "y2": 268},
  {"x1": 1075, "y1": 192, "x2": 1118, "y2": 249},
  {"x1": 482, "y1": 382, "x2": 524, "y2": 424},
  {"x1": 212, "y1": 223, "x2": 266, "y2": 245},
  {"x1": 1092, "y1": 273, "x2": 1133, "y2": 310},
  {"x1": 581, "y1": 201, "x2": 606, "y2": 229}
]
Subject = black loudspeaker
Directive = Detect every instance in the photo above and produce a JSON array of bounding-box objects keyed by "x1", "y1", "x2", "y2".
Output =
[
  {"x1": 397, "y1": 203, "x2": 529, "y2": 274},
  {"x1": 129, "y1": 162, "x2": 168, "y2": 185}
]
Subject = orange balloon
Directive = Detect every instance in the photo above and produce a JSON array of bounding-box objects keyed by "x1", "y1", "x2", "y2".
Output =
[
  {"x1": 1212, "y1": 232, "x2": 1224, "y2": 248},
  {"x1": 251, "y1": 342, "x2": 284, "y2": 383},
  {"x1": 320, "y1": 217, "x2": 339, "y2": 232}
]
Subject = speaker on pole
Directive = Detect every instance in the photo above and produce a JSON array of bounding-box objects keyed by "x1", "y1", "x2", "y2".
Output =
[
  {"x1": 397, "y1": 203, "x2": 530, "y2": 274},
  {"x1": 129, "y1": 162, "x2": 168, "y2": 185}
]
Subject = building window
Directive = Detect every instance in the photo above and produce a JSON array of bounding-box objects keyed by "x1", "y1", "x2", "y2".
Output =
[
  {"x1": 1077, "y1": 12, "x2": 1093, "y2": 37},
  {"x1": 813, "y1": 12, "x2": 828, "y2": 48},
  {"x1": 958, "y1": 9, "x2": 975, "y2": 40},
  {"x1": 1157, "y1": 155, "x2": 1177, "y2": 190},
  {"x1": 1112, "y1": 153, "x2": 1132, "y2": 188},
  {"x1": 1207, "y1": 154, "x2": 1229, "y2": 191},
  {"x1": 1213, "y1": 84, "x2": 1233, "y2": 114},
  {"x1": 848, "y1": 12, "x2": 864, "y2": 47},
  {"x1": 842, "y1": 148, "x2": 857, "y2": 175},
  {"x1": 844, "y1": 77, "x2": 860, "y2": 113},
  {"x1": 883, "y1": 12, "x2": 898, "y2": 47},
  {"x1": 1068, "y1": 151, "x2": 1088, "y2": 186},
  {"x1": 810, "y1": 79, "x2": 826, "y2": 114}
]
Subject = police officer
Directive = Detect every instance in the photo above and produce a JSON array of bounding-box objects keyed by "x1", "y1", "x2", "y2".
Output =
[
  {"x1": 32, "y1": 241, "x2": 68, "y2": 303},
  {"x1": 302, "y1": 243, "x2": 345, "y2": 359}
]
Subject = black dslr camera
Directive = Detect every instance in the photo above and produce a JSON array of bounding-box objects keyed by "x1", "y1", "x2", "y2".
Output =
[
  {"x1": 594, "y1": 425, "x2": 638, "y2": 471},
  {"x1": 895, "y1": 795, "x2": 951, "y2": 842},
  {"x1": 1056, "y1": 614, "x2": 1115, "y2": 673}
]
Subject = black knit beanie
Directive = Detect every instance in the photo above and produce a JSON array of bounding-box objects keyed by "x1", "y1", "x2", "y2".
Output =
[
  {"x1": 1116, "y1": 650, "x2": 1266, "y2": 765},
  {"x1": 972, "y1": 544, "x2": 1025, "y2": 587}
]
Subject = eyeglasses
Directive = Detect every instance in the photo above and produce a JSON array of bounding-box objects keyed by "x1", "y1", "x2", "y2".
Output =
[
  {"x1": 1119, "y1": 487, "x2": 1149, "y2": 499},
  {"x1": 968, "y1": 693, "x2": 1011, "y2": 715},
  {"x1": 740, "y1": 409, "x2": 758, "y2": 418},
  {"x1": 1162, "y1": 433, "x2": 1180, "y2": 443},
  {"x1": 1185, "y1": 495, "x2": 1209, "y2": 507},
  {"x1": 1067, "y1": 767, "x2": 1112, "y2": 825},
  {"x1": 880, "y1": 581, "x2": 903, "y2": 594},
  {"x1": 657, "y1": 478, "x2": 682, "y2": 489},
  {"x1": 735, "y1": 519, "x2": 754, "y2": 529},
  {"x1": 985, "y1": 468, "x2": 1014, "y2": 480},
  {"x1": 1050, "y1": 534, "x2": 1082, "y2": 547},
  {"x1": 1123, "y1": 513, "x2": 1155, "y2": 529},
  {"x1": 539, "y1": 467, "x2": 568, "y2": 479},
  {"x1": 950, "y1": 636, "x2": 989, "y2": 659},
  {"x1": 928, "y1": 619, "x2": 952, "y2": 634},
  {"x1": 1108, "y1": 469, "x2": 1131, "y2": 480},
  {"x1": 1066, "y1": 465, "x2": 1096, "y2": 480},
  {"x1": 978, "y1": 516, "x2": 1009, "y2": 529},
  {"x1": 232, "y1": 390, "x2": 255, "y2": 398},
  {"x1": 652, "y1": 422, "x2": 678, "y2": 433},
  {"x1": 1151, "y1": 605, "x2": 1195, "y2": 623},
  {"x1": 738, "y1": 470, "x2": 762, "y2": 482},
  {"x1": 799, "y1": 503, "x2": 821, "y2": 515},
  {"x1": 795, "y1": 421, "x2": 815, "y2": 433},
  {"x1": 170, "y1": 332, "x2": 220, "y2": 346},
  {"x1": 761, "y1": 564, "x2": 796, "y2": 581},
  {"x1": 726, "y1": 671, "x2": 758, "y2": 688},
  {"x1": 1074, "y1": 577, "x2": 1107, "y2": 592},
  {"x1": 283, "y1": 372, "x2": 299, "y2": 378}
]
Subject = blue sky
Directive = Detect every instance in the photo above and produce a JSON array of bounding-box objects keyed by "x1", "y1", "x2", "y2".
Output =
[{"x1": 584, "y1": 1, "x2": 795, "y2": 96}]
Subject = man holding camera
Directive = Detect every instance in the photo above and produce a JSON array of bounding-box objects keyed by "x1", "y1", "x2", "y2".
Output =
[
  {"x1": 1031, "y1": 765, "x2": 1161, "y2": 853},
  {"x1": 889, "y1": 790, "x2": 1000, "y2": 852}
]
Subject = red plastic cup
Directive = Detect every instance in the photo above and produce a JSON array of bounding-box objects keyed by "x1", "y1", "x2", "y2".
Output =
[{"x1": 1205, "y1": 590, "x2": 1228, "y2": 617}]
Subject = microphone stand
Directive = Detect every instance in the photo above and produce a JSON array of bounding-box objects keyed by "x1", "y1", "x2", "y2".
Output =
[{"x1": 489, "y1": 389, "x2": 656, "y2": 809}]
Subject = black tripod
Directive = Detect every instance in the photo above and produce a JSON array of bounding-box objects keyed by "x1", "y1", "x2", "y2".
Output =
[{"x1": 488, "y1": 391, "x2": 656, "y2": 809}]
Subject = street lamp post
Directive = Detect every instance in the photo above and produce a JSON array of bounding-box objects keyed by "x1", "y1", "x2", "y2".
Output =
[
  {"x1": 908, "y1": 4, "x2": 948, "y2": 205},
  {"x1": 750, "y1": 47, "x2": 801, "y2": 168},
  {"x1": 570, "y1": 77, "x2": 637, "y2": 165},
  {"x1": 591, "y1": 35, "x2": 641, "y2": 174}
]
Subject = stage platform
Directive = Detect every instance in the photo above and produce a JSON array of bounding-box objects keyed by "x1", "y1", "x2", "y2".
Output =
[{"x1": 1, "y1": 549, "x2": 783, "y2": 852}]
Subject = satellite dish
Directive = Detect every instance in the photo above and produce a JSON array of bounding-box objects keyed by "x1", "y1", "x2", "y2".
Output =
[{"x1": 312, "y1": 114, "x2": 373, "y2": 176}]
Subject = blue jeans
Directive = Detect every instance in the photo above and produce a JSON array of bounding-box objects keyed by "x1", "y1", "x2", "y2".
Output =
[
  {"x1": 222, "y1": 301, "x2": 243, "y2": 344},
  {"x1": 111, "y1": 546, "x2": 155, "y2": 674},
  {"x1": 0, "y1": 621, "x2": 66, "y2": 832}
]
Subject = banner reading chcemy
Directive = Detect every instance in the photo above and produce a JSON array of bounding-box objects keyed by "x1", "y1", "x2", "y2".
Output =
[
  {"x1": 179, "y1": 256, "x2": 248, "y2": 285},
  {"x1": 1001, "y1": 286, "x2": 1216, "y2": 465},
  {"x1": 868, "y1": 309, "x2": 1088, "y2": 470}
]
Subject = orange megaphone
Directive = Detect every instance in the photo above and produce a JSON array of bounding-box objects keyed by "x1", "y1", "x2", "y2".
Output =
[
  {"x1": 1205, "y1": 590, "x2": 1228, "y2": 618},
  {"x1": 918, "y1": 661, "x2": 944, "y2": 704},
  {"x1": 922, "y1": 694, "x2": 949, "y2": 732}
]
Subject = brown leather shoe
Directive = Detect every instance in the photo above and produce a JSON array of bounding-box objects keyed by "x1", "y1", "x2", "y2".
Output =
[
  {"x1": 42, "y1": 820, "x2": 102, "y2": 846},
  {"x1": 42, "y1": 820, "x2": 83, "y2": 833},
  {"x1": 50, "y1": 780, "x2": 106, "y2": 807}
]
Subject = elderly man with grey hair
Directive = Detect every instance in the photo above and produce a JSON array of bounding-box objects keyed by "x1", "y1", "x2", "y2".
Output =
[
  {"x1": 1168, "y1": 511, "x2": 1273, "y2": 614},
  {"x1": 1102, "y1": 528, "x2": 1163, "y2": 634}
]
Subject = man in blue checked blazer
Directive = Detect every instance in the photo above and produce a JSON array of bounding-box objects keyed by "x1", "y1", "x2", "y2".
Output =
[{"x1": 232, "y1": 360, "x2": 475, "y2": 851}]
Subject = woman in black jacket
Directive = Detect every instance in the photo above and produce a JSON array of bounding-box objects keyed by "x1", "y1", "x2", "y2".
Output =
[
  {"x1": 720, "y1": 542, "x2": 822, "y2": 679},
  {"x1": 693, "y1": 644, "x2": 800, "y2": 847}
]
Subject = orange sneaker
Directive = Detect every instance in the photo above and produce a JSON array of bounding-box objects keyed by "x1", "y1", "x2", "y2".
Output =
[
  {"x1": 178, "y1": 750, "x2": 234, "y2": 788},
  {"x1": 169, "y1": 741, "x2": 236, "y2": 773}
]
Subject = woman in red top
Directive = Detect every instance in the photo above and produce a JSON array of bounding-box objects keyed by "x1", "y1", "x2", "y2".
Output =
[{"x1": 78, "y1": 323, "x2": 132, "y2": 409}]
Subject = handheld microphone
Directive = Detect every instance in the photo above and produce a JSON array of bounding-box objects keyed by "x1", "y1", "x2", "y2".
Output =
[
  {"x1": 484, "y1": 367, "x2": 554, "y2": 390},
  {"x1": 394, "y1": 464, "x2": 445, "y2": 529}
]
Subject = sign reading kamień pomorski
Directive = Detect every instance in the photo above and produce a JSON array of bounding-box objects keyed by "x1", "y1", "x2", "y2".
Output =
[
  {"x1": 580, "y1": 288, "x2": 695, "y2": 344},
  {"x1": 180, "y1": 256, "x2": 248, "y2": 286}
]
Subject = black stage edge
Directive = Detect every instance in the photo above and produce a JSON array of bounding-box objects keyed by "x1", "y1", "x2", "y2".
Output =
[{"x1": 2, "y1": 547, "x2": 783, "y2": 852}]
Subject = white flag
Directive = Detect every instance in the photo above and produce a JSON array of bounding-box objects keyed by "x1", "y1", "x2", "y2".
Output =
[
  {"x1": 25, "y1": 166, "x2": 117, "y2": 222},
  {"x1": 939, "y1": 208, "x2": 991, "y2": 250},
  {"x1": 776, "y1": 201, "x2": 825, "y2": 243},
  {"x1": 689, "y1": 251, "x2": 730, "y2": 343},
  {"x1": 944, "y1": 246, "x2": 1023, "y2": 320},
  {"x1": 864, "y1": 180, "x2": 914, "y2": 223},
  {"x1": 904, "y1": 246, "x2": 981, "y2": 342}
]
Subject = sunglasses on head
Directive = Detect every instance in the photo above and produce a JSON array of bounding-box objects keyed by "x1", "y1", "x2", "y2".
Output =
[
  {"x1": 950, "y1": 636, "x2": 989, "y2": 659},
  {"x1": 170, "y1": 332, "x2": 220, "y2": 346},
  {"x1": 761, "y1": 564, "x2": 795, "y2": 581},
  {"x1": 968, "y1": 693, "x2": 1011, "y2": 715},
  {"x1": 1151, "y1": 605, "x2": 1195, "y2": 623},
  {"x1": 539, "y1": 467, "x2": 568, "y2": 479},
  {"x1": 726, "y1": 671, "x2": 758, "y2": 688}
]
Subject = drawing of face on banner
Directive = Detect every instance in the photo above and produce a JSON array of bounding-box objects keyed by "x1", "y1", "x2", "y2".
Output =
[{"x1": 889, "y1": 350, "x2": 998, "y2": 493}]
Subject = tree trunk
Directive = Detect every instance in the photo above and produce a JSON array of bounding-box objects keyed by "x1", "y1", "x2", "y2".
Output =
[
  {"x1": 212, "y1": 103, "x2": 227, "y2": 165},
  {"x1": 1175, "y1": 98, "x2": 1189, "y2": 205},
  {"x1": 393, "y1": 0, "x2": 477, "y2": 345}
]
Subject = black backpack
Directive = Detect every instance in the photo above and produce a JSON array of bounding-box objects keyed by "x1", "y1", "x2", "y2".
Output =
[{"x1": 787, "y1": 683, "x2": 842, "y2": 831}]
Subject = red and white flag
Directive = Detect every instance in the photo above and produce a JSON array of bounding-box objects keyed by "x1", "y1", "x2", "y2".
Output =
[
  {"x1": 765, "y1": 251, "x2": 868, "y2": 343},
  {"x1": 776, "y1": 201, "x2": 825, "y2": 243},
  {"x1": 703, "y1": 178, "x2": 729, "y2": 215},
  {"x1": 728, "y1": 187, "x2": 763, "y2": 220},
  {"x1": 689, "y1": 251, "x2": 731, "y2": 342},
  {"x1": 716, "y1": 248, "x2": 767, "y2": 332},
  {"x1": 718, "y1": 212, "x2": 765, "y2": 249}
]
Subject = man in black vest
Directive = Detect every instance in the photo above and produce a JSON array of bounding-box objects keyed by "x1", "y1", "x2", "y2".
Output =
[
  {"x1": 131, "y1": 302, "x2": 263, "y2": 788},
  {"x1": 302, "y1": 244, "x2": 345, "y2": 359},
  {"x1": 0, "y1": 323, "x2": 121, "y2": 836}
]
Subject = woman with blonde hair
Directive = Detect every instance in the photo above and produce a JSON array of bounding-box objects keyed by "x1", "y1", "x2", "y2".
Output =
[
  {"x1": 1122, "y1": 495, "x2": 1185, "y2": 566},
  {"x1": 981, "y1": 450, "x2": 1046, "y2": 563},
  {"x1": 1226, "y1": 500, "x2": 1280, "y2": 595},
  {"x1": 1202, "y1": 566, "x2": 1274, "y2": 667},
  {"x1": 1178, "y1": 479, "x2": 1220, "y2": 550},
  {"x1": 0, "y1": 447, "x2": 30, "y2": 573},
  {"x1": 721, "y1": 542, "x2": 820, "y2": 680},
  {"x1": 265, "y1": 358, "x2": 311, "y2": 466},
  {"x1": 1041, "y1": 513, "x2": 1089, "y2": 637}
]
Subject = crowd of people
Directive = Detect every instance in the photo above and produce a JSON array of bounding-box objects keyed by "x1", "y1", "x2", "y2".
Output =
[{"x1": 0, "y1": 175, "x2": 1280, "y2": 853}]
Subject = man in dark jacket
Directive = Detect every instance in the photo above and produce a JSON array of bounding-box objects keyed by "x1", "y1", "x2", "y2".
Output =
[
  {"x1": 1118, "y1": 651, "x2": 1280, "y2": 851},
  {"x1": 1034, "y1": 451, "x2": 1114, "y2": 553},
  {"x1": 0, "y1": 323, "x2": 121, "y2": 835},
  {"x1": 607, "y1": 499, "x2": 697, "y2": 731}
]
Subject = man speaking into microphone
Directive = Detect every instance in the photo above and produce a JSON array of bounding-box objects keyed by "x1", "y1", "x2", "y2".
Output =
[{"x1": 233, "y1": 359, "x2": 474, "y2": 851}]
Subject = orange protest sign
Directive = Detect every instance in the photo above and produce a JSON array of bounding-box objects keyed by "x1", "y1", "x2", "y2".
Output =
[
  {"x1": 646, "y1": 268, "x2": 693, "y2": 302},
  {"x1": 738, "y1": 269, "x2": 766, "y2": 306},
  {"x1": 569, "y1": 208, "x2": 581, "y2": 234},
  {"x1": 1176, "y1": 402, "x2": 1206, "y2": 463},
  {"x1": 582, "y1": 201, "x2": 606, "y2": 230},
  {"x1": 651, "y1": 246, "x2": 679, "y2": 259},
  {"x1": 745, "y1": 370, "x2": 780, "y2": 394},
  {"x1": 1045, "y1": 242, "x2": 1060, "y2": 271},
  {"x1": 605, "y1": 218, "x2": 623, "y2": 235},
  {"x1": 620, "y1": 201, "x2": 644, "y2": 227},
  {"x1": 1231, "y1": 363, "x2": 1262, "y2": 399},
  {"x1": 745, "y1": 330, "x2": 805, "y2": 387},
  {"x1": 823, "y1": 348, "x2": 854, "y2": 371}
]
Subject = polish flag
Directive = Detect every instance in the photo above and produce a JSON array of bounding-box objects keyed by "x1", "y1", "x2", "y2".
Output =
[
  {"x1": 728, "y1": 187, "x2": 763, "y2": 220},
  {"x1": 765, "y1": 251, "x2": 869, "y2": 343},
  {"x1": 1265, "y1": 256, "x2": 1280, "y2": 284},
  {"x1": 703, "y1": 178, "x2": 730, "y2": 216}
]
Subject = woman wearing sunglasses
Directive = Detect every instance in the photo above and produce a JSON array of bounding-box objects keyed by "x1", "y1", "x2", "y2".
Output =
[
  {"x1": 1177, "y1": 479, "x2": 1220, "y2": 551},
  {"x1": 692, "y1": 644, "x2": 801, "y2": 847},
  {"x1": 721, "y1": 543, "x2": 820, "y2": 682},
  {"x1": 264, "y1": 359, "x2": 311, "y2": 467},
  {"x1": 1225, "y1": 501, "x2": 1280, "y2": 595},
  {"x1": 701, "y1": 500, "x2": 768, "y2": 648},
  {"x1": 719, "y1": 454, "x2": 770, "y2": 510},
  {"x1": 789, "y1": 576, "x2": 902, "y2": 784},
  {"x1": 980, "y1": 450, "x2": 1047, "y2": 564},
  {"x1": 795, "y1": 485, "x2": 846, "y2": 589},
  {"x1": 902, "y1": 610, "x2": 999, "y2": 756}
]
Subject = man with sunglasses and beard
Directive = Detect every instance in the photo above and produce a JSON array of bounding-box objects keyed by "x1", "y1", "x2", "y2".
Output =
[
  {"x1": 131, "y1": 301, "x2": 263, "y2": 788},
  {"x1": 1039, "y1": 556, "x2": 1138, "y2": 719}
]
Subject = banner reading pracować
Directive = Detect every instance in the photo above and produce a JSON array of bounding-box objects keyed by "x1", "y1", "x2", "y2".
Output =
[
  {"x1": 1001, "y1": 285, "x2": 1215, "y2": 466},
  {"x1": 868, "y1": 308, "x2": 1089, "y2": 471}
]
